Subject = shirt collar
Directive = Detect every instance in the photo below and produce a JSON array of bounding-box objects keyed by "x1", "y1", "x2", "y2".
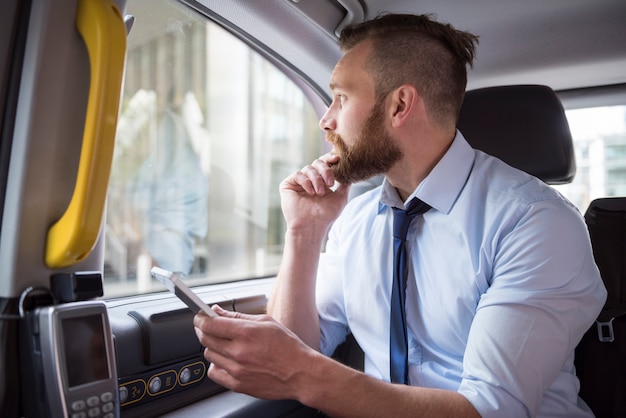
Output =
[{"x1": 378, "y1": 131, "x2": 475, "y2": 214}]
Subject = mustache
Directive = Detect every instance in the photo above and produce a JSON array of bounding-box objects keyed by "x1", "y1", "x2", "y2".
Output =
[{"x1": 325, "y1": 131, "x2": 348, "y2": 156}]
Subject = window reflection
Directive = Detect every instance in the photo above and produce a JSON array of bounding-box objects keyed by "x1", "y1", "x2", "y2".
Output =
[{"x1": 104, "y1": 0, "x2": 322, "y2": 296}]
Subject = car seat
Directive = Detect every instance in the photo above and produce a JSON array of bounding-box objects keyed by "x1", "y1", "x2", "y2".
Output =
[{"x1": 575, "y1": 197, "x2": 626, "y2": 418}]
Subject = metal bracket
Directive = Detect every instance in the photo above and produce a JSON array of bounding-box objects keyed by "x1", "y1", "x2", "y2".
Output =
[{"x1": 596, "y1": 317, "x2": 615, "y2": 342}]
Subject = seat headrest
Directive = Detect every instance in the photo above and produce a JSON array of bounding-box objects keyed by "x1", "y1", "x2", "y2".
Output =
[{"x1": 457, "y1": 85, "x2": 576, "y2": 184}]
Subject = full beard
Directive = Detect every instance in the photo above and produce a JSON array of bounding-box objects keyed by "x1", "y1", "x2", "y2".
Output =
[{"x1": 326, "y1": 100, "x2": 403, "y2": 184}]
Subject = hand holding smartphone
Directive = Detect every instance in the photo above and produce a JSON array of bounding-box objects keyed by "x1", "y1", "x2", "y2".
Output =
[{"x1": 150, "y1": 266, "x2": 217, "y2": 317}]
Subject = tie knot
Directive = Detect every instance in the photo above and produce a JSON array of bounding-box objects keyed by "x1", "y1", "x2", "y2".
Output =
[{"x1": 392, "y1": 198, "x2": 430, "y2": 239}]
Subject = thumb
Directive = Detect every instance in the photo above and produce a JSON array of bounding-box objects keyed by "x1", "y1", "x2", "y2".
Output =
[{"x1": 212, "y1": 304, "x2": 259, "y2": 321}]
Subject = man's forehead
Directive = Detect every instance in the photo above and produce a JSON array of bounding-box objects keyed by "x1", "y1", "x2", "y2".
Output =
[
  {"x1": 329, "y1": 42, "x2": 373, "y2": 92},
  {"x1": 329, "y1": 66, "x2": 352, "y2": 91}
]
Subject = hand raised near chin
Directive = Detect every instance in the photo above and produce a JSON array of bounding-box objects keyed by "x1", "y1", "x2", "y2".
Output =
[{"x1": 279, "y1": 153, "x2": 350, "y2": 231}]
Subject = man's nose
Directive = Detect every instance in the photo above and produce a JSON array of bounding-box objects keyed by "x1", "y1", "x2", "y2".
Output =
[{"x1": 319, "y1": 108, "x2": 336, "y2": 132}]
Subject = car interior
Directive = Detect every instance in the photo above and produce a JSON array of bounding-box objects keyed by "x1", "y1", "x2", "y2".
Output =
[{"x1": 1, "y1": 0, "x2": 626, "y2": 417}]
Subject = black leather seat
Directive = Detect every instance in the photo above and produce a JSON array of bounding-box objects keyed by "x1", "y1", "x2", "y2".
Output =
[
  {"x1": 576, "y1": 197, "x2": 626, "y2": 417},
  {"x1": 457, "y1": 84, "x2": 576, "y2": 184}
]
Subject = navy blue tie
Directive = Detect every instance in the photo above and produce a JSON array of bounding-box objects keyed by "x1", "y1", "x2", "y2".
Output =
[{"x1": 389, "y1": 197, "x2": 431, "y2": 384}]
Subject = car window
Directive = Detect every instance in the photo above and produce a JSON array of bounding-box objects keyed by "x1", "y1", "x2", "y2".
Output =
[
  {"x1": 554, "y1": 104, "x2": 626, "y2": 211},
  {"x1": 103, "y1": 0, "x2": 323, "y2": 297}
]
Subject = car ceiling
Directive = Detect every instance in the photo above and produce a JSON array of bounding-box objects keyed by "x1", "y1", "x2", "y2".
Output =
[
  {"x1": 176, "y1": 0, "x2": 626, "y2": 99},
  {"x1": 362, "y1": 0, "x2": 626, "y2": 92}
]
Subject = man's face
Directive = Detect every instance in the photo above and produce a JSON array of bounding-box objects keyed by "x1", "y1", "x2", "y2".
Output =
[
  {"x1": 326, "y1": 99, "x2": 402, "y2": 184},
  {"x1": 320, "y1": 41, "x2": 403, "y2": 184}
]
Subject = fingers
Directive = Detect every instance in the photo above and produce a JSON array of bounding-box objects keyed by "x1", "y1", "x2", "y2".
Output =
[
  {"x1": 202, "y1": 345, "x2": 247, "y2": 392},
  {"x1": 194, "y1": 315, "x2": 238, "y2": 372},
  {"x1": 311, "y1": 154, "x2": 340, "y2": 186},
  {"x1": 193, "y1": 308, "x2": 270, "y2": 349},
  {"x1": 193, "y1": 308, "x2": 233, "y2": 341},
  {"x1": 194, "y1": 311, "x2": 312, "y2": 400},
  {"x1": 212, "y1": 304, "x2": 263, "y2": 322},
  {"x1": 194, "y1": 312, "x2": 263, "y2": 388},
  {"x1": 285, "y1": 153, "x2": 340, "y2": 196},
  {"x1": 206, "y1": 361, "x2": 237, "y2": 389}
]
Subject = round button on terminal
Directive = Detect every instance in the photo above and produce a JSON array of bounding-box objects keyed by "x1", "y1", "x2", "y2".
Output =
[
  {"x1": 149, "y1": 376, "x2": 162, "y2": 394},
  {"x1": 179, "y1": 367, "x2": 191, "y2": 384},
  {"x1": 119, "y1": 386, "x2": 128, "y2": 403}
]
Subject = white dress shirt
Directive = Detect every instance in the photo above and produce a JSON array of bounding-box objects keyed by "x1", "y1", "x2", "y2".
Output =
[{"x1": 316, "y1": 131, "x2": 607, "y2": 417}]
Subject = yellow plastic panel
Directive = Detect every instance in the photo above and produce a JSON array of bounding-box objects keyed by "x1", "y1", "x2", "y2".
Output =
[{"x1": 45, "y1": 0, "x2": 127, "y2": 268}]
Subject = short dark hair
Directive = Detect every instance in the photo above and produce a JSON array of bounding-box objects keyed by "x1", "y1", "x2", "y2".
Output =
[{"x1": 339, "y1": 13, "x2": 478, "y2": 128}]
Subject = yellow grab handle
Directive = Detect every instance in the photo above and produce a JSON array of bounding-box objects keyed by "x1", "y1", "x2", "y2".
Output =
[{"x1": 45, "y1": 0, "x2": 127, "y2": 268}]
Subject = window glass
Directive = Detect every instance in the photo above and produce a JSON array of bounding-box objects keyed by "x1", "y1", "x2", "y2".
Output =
[
  {"x1": 553, "y1": 105, "x2": 626, "y2": 211},
  {"x1": 104, "y1": 0, "x2": 323, "y2": 297}
]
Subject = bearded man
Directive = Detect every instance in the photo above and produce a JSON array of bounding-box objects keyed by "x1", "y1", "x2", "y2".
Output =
[{"x1": 194, "y1": 13, "x2": 606, "y2": 418}]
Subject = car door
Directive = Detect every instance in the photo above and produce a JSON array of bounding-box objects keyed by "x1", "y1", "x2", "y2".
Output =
[{"x1": 0, "y1": 0, "x2": 344, "y2": 416}]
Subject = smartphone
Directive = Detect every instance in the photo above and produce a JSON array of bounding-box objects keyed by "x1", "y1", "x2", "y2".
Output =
[
  {"x1": 19, "y1": 301, "x2": 120, "y2": 418},
  {"x1": 150, "y1": 266, "x2": 217, "y2": 317}
]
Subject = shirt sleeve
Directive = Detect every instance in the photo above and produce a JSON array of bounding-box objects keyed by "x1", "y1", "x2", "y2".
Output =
[{"x1": 457, "y1": 200, "x2": 607, "y2": 417}]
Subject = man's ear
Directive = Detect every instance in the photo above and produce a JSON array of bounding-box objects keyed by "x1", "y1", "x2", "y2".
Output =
[{"x1": 389, "y1": 84, "x2": 421, "y2": 127}]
